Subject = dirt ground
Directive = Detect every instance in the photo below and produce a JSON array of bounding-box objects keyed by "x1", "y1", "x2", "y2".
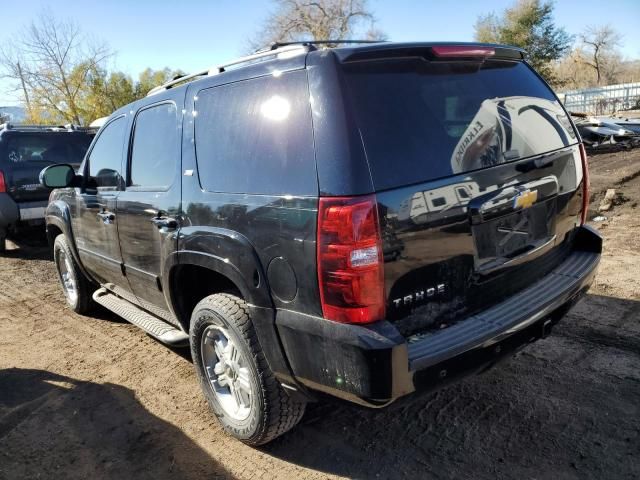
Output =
[{"x1": 1, "y1": 150, "x2": 639, "y2": 480}]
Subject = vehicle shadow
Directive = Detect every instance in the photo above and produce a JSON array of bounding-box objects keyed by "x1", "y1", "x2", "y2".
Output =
[
  {"x1": 1, "y1": 227, "x2": 50, "y2": 261},
  {"x1": 262, "y1": 293, "x2": 640, "y2": 480},
  {"x1": 0, "y1": 368, "x2": 233, "y2": 480}
]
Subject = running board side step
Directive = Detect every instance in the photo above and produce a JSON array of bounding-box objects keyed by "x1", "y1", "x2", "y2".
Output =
[{"x1": 92, "y1": 288, "x2": 189, "y2": 347}]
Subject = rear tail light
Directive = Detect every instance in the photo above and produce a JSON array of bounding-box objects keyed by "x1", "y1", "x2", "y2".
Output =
[
  {"x1": 579, "y1": 143, "x2": 590, "y2": 225},
  {"x1": 0, "y1": 171, "x2": 5, "y2": 193},
  {"x1": 431, "y1": 46, "x2": 495, "y2": 58},
  {"x1": 317, "y1": 195, "x2": 385, "y2": 324}
]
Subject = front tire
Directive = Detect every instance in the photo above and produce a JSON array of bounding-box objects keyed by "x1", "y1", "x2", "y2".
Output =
[
  {"x1": 53, "y1": 234, "x2": 95, "y2": 314},
  {"x1": 190, "y1": 293, "x2": 306, "y2": 445}
]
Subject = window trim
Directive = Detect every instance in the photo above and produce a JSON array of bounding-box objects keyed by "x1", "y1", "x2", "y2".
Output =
[
  {"x1": 126, "y1": 100, "x2": 179, "y2": 193},
  {"x1": 83, "y1": 114, "x2": 127, "y2": 193}
]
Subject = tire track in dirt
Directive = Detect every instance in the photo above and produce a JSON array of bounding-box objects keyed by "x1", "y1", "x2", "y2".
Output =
[{"x1": 1, "y1": 151, "x2": 640, "y2": 480}]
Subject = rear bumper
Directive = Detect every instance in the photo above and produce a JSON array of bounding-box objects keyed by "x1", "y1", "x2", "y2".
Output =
[
  {"x1": 276, "y1": 225, "x2": 602, "y2": 407},
  {"x1": 0, "y1": 195, "x2": 47, "y2": 232},
  {"x1": 0, "y1": 193, "x2": 19, "y2": 233}
]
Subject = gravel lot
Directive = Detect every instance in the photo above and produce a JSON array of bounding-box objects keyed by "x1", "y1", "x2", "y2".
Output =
[{"x1": 0, "y1": 150, "x2": 639, "y2": 480}]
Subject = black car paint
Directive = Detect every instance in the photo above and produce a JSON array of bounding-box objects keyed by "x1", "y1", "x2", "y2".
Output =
[{"x1": 45, "y1": 42, "x2": 599, "y2": 407}]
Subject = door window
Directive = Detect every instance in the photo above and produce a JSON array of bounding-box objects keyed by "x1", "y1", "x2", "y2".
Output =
[
  {"x1": 87, "y1": 116, "x2": 126, "y2": 189},
  {"x1": 129, "y1": 103, "x2": 179, "y2": 190}
]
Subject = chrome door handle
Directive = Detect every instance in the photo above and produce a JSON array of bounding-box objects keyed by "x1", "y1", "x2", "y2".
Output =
[
  {"x1": 150, "y1": 217, "x2": 178, "y2": 229},
  {"x1": 97, "y1": 211, "x2": 115, "y2": 223}
]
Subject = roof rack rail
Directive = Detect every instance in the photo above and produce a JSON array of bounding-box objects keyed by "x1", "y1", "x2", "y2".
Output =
[
  {"x1": 0, "y1": 123, "x2": 95, "y2": 132},
  {"x1": 147, "y1": 44, "x2": 309, "y2": 97},
  {"x1": 269, "y1": 39, "x2": 387, "y2": 50}
]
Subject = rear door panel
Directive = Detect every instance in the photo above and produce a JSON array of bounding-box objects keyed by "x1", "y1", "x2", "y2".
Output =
[{"x1": 116, "y1": 93, "x2": 184, "y2": 323}]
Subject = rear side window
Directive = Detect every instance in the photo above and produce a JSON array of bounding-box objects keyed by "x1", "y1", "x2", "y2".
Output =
[
  {"x1": 129, "y1": 103, "x2": 179, "y2": 190},
  {"x1": 88, "y1": 116, "x2": 126, "y2": 189},
  {"x1": 194, "y1": 70, "x2": 316, "y2": 195},
  {"x1": 4, "y1": 134, "x2": 92, "y2": 165},
  {"x1": 342, "y1": 59, "x2": 577, "y2": 190}
]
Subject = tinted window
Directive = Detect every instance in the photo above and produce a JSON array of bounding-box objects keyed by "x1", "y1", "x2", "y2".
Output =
[
  {"x1": 88, "y1": 116, "x2": 126, "y2": 189},
  {"x1": 4, "y1": 133, "x2": 93, "y2": 165},
  {"x1": 130, "y1": 103, "x2": 179, "y2": 189},
  {"x1": 343, "y1": 59, "x2": 577, "y2": 190},
  {"x1": 194, "y1": 70, "x2": 316, "y2": 195}
]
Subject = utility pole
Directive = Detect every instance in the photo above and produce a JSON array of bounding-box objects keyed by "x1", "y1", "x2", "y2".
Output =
[{"x1": 16, "y1": 62, "x2": 32, "y2": 117}]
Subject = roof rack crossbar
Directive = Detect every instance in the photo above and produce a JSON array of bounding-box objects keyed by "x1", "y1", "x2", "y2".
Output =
[{"x1": 146, "y1": 44, "x2": 309, "y2": 97}]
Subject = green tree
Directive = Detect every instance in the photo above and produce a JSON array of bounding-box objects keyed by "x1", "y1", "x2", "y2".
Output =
[
  {"x1": 0, "y1": 10, "x2": 183, "y2": 124},
  {"x1": 79, "y1": 67, "x2": 185, "y2": 122},
  {"x1": 0, "y1": 11, "x2": 111, "y2": 124},
  {"x1": 474, "y1": 0, "x2": 572, "y2": 83},
  {"x1": 135, "y1": 68, "x2": 185, "y2": 98}
]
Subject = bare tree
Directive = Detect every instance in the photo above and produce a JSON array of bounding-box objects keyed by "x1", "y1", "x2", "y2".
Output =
[
  {"x1": 0, "y1": 11, "x2": 111, "y2": 124},
  {"x1": 0, "y1": 51, "x2": 33, "y2": 117},
  {"x1": 580, "y1": 25, "x2": 622, "y2": 86},
  {"x1": 249, "y1": 0, "x2": 386, "y2": 52}
]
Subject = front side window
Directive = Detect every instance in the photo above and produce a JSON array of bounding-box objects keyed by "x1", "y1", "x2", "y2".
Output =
[
  {"x1": 88, "y1": 117, "x2": 126, "y2": 189},
  {"x1": 194, "y1": 70, "x2": 316, "y2": 196},
  {"x1": 129, "y1": 103, "x2": 179, "y2": 190}
]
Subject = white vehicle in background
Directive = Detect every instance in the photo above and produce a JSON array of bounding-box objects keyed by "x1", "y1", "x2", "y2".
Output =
[{"x1": 451, "y1": 96, "x2": 577, "y2": 174}]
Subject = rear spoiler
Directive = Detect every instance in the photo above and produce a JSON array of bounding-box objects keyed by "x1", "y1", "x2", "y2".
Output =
[{"x1": 336, "y1": 43, "x2": 525, "y2": 63}]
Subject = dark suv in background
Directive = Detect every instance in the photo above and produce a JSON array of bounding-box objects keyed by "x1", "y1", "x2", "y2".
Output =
[
  {"x1": 41, "y1": 42, "x2": 601, "y2": 445},
  {"x1": 0, "y1": 123, "x2": 94, "y2": 250}
]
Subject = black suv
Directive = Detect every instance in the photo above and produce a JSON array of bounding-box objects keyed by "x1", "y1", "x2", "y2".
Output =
[
  {"x1": 0, "y1": 123, "x2": 94, "y2": 250},
  {"x1": 41, "y1": 42, "x2": 602, "y2": 445}
]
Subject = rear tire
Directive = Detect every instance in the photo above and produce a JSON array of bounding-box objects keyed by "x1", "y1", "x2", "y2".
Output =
[
  {"x1": 53, "y1": 234, "x2": 95, "y2": 314},
  {"x1": 190, "y1": 293, "x2": 306, "y2": 445},
  {"x1": 0, "y1": 234, "x2": 5, "y2": 253}
]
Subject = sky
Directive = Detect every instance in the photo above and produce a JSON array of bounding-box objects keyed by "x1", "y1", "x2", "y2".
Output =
[{"x1": 1, "y1": 0, "x2": 639, "y2": 106}]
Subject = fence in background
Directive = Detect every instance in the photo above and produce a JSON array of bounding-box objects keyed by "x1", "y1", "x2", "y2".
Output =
[{"x1": 559, "y1": 82, "x2": 640, "y2": 115}]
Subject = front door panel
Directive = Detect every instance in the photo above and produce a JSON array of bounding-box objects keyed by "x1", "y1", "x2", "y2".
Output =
[
  {"x1": 75, "y1": 115, "x2": 130, "y2": 291},
  {"x1": 76, "y1": 190, "x2": 123, "y2": 285}
]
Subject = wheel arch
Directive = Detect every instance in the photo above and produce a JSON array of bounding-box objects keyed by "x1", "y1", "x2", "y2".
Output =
[
  {"x1": 45, "y1": 200, "x2": 94, "y2": 282},
  {"x1": 165, "y1": 249, "x2": 272, "y2": 332},
  {"x1": 166, "y1": 250, "x2": 303, "y2": 391}
]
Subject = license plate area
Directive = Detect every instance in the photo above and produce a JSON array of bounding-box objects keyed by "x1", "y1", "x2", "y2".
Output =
[
  {"x1": 19, "y1": 206, "x2": 46, "y2": 221},
  {"x1": 472, "y1": 199, "x2": 556, "y2": 271}
]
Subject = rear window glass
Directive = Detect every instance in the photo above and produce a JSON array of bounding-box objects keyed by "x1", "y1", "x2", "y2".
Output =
[
  {"x1": 342, "y1": 59, "x2": 577, "y2": 190},
  {"x1": 194, "y1": 70, "x2": 317, "y2": 195},
  {"x1": 4, "y1": 133, "x2": 93, "y2": 165}
]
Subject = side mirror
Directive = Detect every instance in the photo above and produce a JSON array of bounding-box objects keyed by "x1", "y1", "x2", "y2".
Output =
[{"x1": 40, "y1": 164, "x2": 77, "y2": 189}]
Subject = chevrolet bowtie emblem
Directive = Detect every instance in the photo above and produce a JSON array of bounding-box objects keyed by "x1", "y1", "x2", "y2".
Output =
[{"x1": 513, "y1": 189, "x2": 538, "y2": 209}]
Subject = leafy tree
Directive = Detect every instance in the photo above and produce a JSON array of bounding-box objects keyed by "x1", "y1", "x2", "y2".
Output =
[
  {"x1": 80, "y1": 67, "x2": 184, "y2": 121},
  {"x1": 249, "y1": 0, "x2": 386, "y2": 51},
  {"x1": 474, "y1": 0, "x2": 572, "y2": 83},
  {"x1": 0, "y1": 10, "x2": 184, "y2": 124},
  {"x1": 135, "y1": 68, "x2": 185, "y2": 98},
  {"x1": 0, "y1": 10, "x2": 111, "y2": 124}
]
